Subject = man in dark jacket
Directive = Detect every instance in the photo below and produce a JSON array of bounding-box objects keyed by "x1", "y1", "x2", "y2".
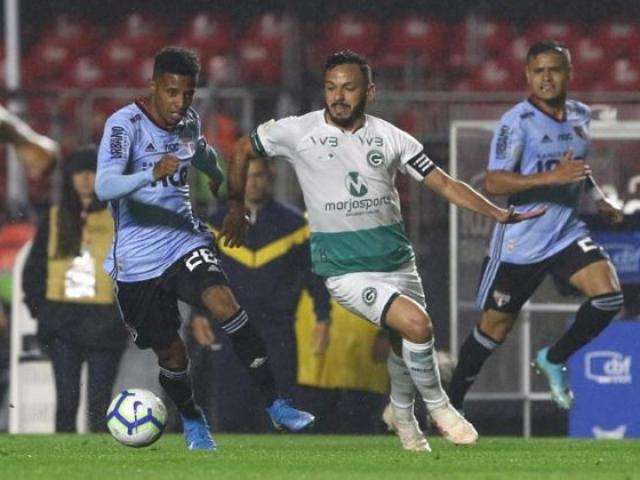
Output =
[{"x1": 191, "y1": 157, "x2": 331, "y2": 431}]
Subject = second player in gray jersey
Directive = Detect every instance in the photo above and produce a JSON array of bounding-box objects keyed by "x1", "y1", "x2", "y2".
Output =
[
  {"x1": 448, "y1": 41, "x2": 624, "y2": 414},
  {"x1": 221, "y1": 50, "x2": 544, "y2": 452}
]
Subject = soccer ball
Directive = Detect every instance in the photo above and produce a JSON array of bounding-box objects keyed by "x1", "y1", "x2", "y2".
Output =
[{"x1": 106, "y1": 389, "x2": 167, "y2": 447}]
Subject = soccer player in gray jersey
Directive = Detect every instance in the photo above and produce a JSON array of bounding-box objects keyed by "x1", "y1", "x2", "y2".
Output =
[
  {"x1": 96, "y1": 47, "x2": 314, "y2": 451},
  {"x1": 221, "y1": 50, "x2": 544, "y2": 452},
  {"x1": 448, "y1": 41, "x2": 624, "y2": 413}
]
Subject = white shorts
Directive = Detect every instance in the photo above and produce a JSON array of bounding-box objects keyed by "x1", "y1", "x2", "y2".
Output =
[{"x1": 325, "y1": 261, "x2": 427, "y2": 327}]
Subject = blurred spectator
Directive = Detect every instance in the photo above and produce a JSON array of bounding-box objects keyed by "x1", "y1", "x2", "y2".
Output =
[
  {"x1": 190, "y1": 156, "x2": 331, "y2": 431},
  {"x1": 22, "y1": 146, "x2": 127, "y2": 432}
]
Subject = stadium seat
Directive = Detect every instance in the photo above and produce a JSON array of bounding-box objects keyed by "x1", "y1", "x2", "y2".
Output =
[
  {"x1": 39, "y1": 14, "x2": 99, "y2": 54},
  {"x1": 245, "y1": 12, "x2": 287, "y2": 50},
  {"x1": 595, "y1": 58, "x2": 640, "y2": 91},
  {"x1": 594, "y1": 21, "x2": 640, "y2": 58},
  {"x1": 456, "y1": 58, "x2": 520, "y2": 91},
  {"x1": 23, "y1": 39, "x2": 76, "y2": 86},
  {"x1": 175, "y1": 12, "x2": 234, "y2": 59},
  {"x1": 507, "y1": 36, "x2": 529, "y2": 66},
  {"x1": 64, "y1": 56, "x2": 108, "y2": 88},
  {"x1": 205, "y1": 55, "x2": 239, "y2": 86},
  {"x1": 98, "y1": 38, "x2": 139, "y2": 78},
  {"x1": 524, "y1": 20, "x2": 581, "y2": 49},
  {"x1": 381, "y1": 16, "x2": 447, "y2": 63},
  {"x1": 112, "y1": 13, "x2": 167, "y2": 56},
  {"x1": 127, "y1": 56, "x2": 155, "y2": 88},
  {"x1": 238, "y1": 38, "x2": 281, "y2": 85},
  {"x1": 448, "y1": 20, "x2": 513, "y2": 71},
  {"x1": 571, "y1": 37, "x2": 606, "y2": 90},
  {"x1": 236, "y1": 13, "x2": 288, "y2": 84},
  {"x1": 315, "y1": 14, "x2": 381, "y2": 60}
]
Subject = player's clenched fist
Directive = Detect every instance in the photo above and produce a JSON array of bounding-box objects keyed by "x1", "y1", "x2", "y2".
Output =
[
  {"x1": 220, "y1": 202, "x2": 250, "y2": 247},
  {"x1": 153, "y1": 154, "x2": 180, "y2": 180},
  {"x1": 550, "y1": 150, "x2": 591, "y2": 184}
]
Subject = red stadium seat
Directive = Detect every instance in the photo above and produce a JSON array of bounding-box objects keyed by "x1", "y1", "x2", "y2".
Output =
[
  {"x1": 112, "y1": 13, "x2": 167, "y2": 56},
  {"x1": 98, "y1": 38, "x2": 138, "y2": 77},
  {"x1": 382, "y1": 16, "x2": 447, "y2": 61},
  {"x1": 127, "y1": 56, "x2": 155, "y2": 87},
  {"x1": 456, "y1": 58, "x2": 520, "y2": 91},
  {"x1": 478, "y1": 20, "x2": 513, "y2": 55},
  {"x1": 524, "y1": 20, "x2": 581, "y2": 49},
  {"x1": 448, "y1": 20, "x2": 513, "y2": 70},
  {"x1": 39, "y1": 15, "x2": 100, "y2": 54},
  {"x1": 205, "y1": 55, "x2": 239, "y2": 85},
  {"x1": 175, "y1": 12, "x2": 234, "y2": 59},
  {"x1": 246, "y1": 13, "x2": 287, "y2": 49},
  {"x1": 64, "y1": 56, "x2": 108, "y2": 88},
  {"x1": 594, "y1": 21, "x2": 640, "y2": 58},
  {"x1": 571, "y1": 37, "x2": 606, "y2": 90},
  {"x1": 23, "y1": 39, "x2": 76, "y2": 86},
  {"x1": 317, "y1": 14, "x2": 381, "y2": 59},
  {"x1": 507, "y1": 36, "x2": 529, "y2": 66},
  {"x1": 238, "y1": 38, "x2": 281, "y2": 85},
  {"x1": 594, "y1": 58, "x2": 640, "y2": 91}
]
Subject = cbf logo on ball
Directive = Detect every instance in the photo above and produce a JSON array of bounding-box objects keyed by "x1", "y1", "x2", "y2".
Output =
[
  {"x1": 366, "y1": 149, "x2": 385, "y2": 168},
  {"x1": 345, "y1": 171, "x2": 368, "y2": 197},
  {"x1": 362, "y1": 287, "x2": 377, "y2": 305}
]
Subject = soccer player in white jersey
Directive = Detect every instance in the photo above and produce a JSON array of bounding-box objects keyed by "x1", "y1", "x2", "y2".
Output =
[
  {"x1": 448, "y1": 41, "x2": 624, "y2": 414},
  {"x1": 220, "y1": 50, "x2": 544, "y2": 452},
  {"x1": 96, "y1": 47, "x2": 314, "y2": 451}
]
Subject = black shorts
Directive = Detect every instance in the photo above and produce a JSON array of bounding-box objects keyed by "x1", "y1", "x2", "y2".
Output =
[
  {"x1": 115, "y1": 245, "x2": 229, "y2": 350},
  {"x1": 477, "y1": 237, "x2": 609, "y2": 313}
]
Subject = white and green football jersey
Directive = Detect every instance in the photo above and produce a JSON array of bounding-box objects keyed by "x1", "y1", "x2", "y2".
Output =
[{"x1": 251, "y1": 110, "x2": 435, "y2": 277}]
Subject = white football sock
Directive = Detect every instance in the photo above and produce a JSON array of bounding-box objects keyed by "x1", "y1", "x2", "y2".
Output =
[
  {"x1": 401, "y1": 338, "x2": 448, "y2": 411},
  {"x1": 387, "y1": 350, "x2": 416, "y2": 415}
]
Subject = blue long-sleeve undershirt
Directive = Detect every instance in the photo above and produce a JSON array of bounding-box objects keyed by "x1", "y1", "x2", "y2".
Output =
[{"x1": 95, "y1": 164, "x2": 155, "y2": 201}]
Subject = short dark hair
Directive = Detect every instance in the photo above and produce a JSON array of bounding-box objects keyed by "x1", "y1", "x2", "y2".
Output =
[
  {"x1": 526, "y1": 41, "x2": 571, "y2": 65},
  {"x1": 324, "y1": 50, "x2": 373, "y2": 85},
  {"x1": 153, "y1": 46, "x2": 201, "y2": 79}
]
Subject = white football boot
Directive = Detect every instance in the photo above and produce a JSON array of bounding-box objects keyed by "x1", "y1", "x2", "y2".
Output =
[
  {"x1": 382, "y1": 403, "x2": 431, "y2": 453},
  {"x1": 429, "y1": 402, "x2": 478, "y2": 445}
]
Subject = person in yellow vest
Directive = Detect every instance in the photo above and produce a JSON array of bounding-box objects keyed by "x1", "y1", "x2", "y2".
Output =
[{"x1": 22, "y1": 146, "x2": 127, "y2": 432}]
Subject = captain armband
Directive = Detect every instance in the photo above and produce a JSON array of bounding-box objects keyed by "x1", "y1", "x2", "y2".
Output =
[{"x1": 406, "y1": 150, "x2": 436, "y2": 180}]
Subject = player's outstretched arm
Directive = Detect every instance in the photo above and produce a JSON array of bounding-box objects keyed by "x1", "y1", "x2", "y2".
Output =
[
  {"x1": 424, "y1": 167, "x2": 546, "y2": 224},
  {"x1": 485, "y1": 150, "x2": 591, "y2": 196},
  {"x1": 219, "y1": 135, "x2": 254, "y2": 247},
  {"x1": 0, "y1": 105, "x2": 60, "y2": 178}
]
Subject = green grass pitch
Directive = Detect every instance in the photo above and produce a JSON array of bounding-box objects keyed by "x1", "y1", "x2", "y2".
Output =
[{"x1": 1, "y1": 434, "x2": 639, "y2": 480}]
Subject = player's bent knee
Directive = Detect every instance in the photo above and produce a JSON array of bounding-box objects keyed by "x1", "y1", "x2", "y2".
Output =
[
  {"x1": 154, "y1": 337, "x2": 188, "y2": 371},
  {"x1": 402, "y1": 315, "x2": 432, "y2": 343},
  {"x1": 479, "y1": 310, "x2": 516, "y2": 342},
  {"x1": 201, "y1": 285, "x2": 240, "y2": 321}
]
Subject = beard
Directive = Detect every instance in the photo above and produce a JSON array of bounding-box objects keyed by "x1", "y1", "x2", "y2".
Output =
[{"x1": 324, "y1": 96, "x2": 367, "y2": 129}]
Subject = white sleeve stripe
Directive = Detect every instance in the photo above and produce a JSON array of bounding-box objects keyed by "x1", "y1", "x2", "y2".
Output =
[{"x1": 407, "y1": 153, "x2": 435, "y2": 177}]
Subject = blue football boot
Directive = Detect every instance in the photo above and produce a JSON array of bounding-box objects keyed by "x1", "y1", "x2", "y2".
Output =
[
  {"x1": 266, "y1": 399, "x2": 315, "y2": 431},
  {"x1": 182, "y1": 411, "x2": 217, "y2": 451},
  {"x1": 533, "y1": 347, "x2": 574, "y2": 410}
]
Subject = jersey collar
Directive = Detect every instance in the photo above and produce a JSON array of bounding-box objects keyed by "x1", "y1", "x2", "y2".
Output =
[
  {"x1": 135, "y1": 97, "x2": 187, "y2": 133},
  {"x1": 527, "y1": 96, "x2": 567, "y2": 123},
  {"x1": 322, "y1": 109, "x2": 368, "y2": 135}
]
